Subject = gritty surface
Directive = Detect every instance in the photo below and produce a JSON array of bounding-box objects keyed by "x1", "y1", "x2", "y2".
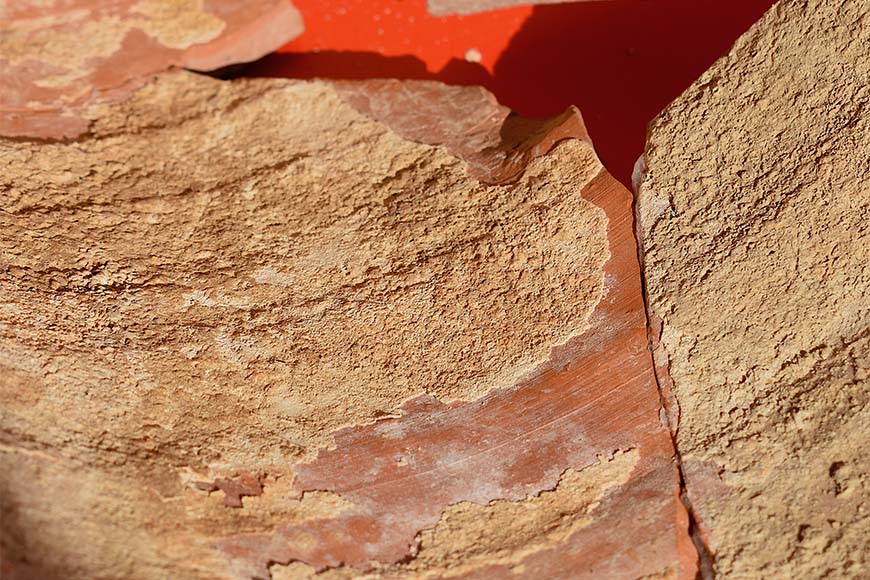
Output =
[
  {"x1": 638, "y1": 0, "x2": 869, "y2": 577},
  {"x1": 0, "y1": 71, "x2": 616, "y2": 579}
]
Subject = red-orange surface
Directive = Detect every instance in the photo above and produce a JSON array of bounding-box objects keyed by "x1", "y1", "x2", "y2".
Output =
[{"x1": 246, "y1": 0, "x2": 777, "y2": 187}]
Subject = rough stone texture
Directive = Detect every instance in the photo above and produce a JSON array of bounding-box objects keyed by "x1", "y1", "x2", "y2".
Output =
[
  {"x1": 427, "y1": 0, "x2": 582, "y2": 16},
  {"x1": 0, "y1": 0, "x2": 303, "y2": 139},
  {"x1": 1, "y1": 71, "x2": 695, "y2": 578},
  {"x1": 638, "y1": 0, "x2": 869, "y2": 577}
]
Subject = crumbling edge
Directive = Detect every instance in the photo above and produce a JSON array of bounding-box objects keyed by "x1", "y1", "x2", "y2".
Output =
[{"x1": 632, "y1": 154, "x2": 716, "y2": 580}]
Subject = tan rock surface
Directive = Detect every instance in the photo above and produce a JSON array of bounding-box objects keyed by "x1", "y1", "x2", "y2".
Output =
[
  {"x1": 1, "y1": 71, "x2": 609, "y2": 467},
  {"x1": 638, "y1": 0, "x2": 869, "y2": 577},
  {"x1": 1, "y1": 71, "x2": 695, "y2": 578},
  {"x1": 0, "y1": 0, "x2": 303, "y2": 139}
]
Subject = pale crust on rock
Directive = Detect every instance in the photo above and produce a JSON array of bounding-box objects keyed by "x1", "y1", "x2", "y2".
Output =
[
  {"x1": 0, "y1": 71, "x2": 634, "y2": 579},
  {"x1": 638, "y1": 0, "x2": 869, "y2": 577}
]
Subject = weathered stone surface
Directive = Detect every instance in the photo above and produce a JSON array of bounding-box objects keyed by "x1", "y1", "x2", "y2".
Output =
[
  {"x1": 0, "y1": 0, "x2": 303, "y2": 139},
  {"x1": 638, "y1": 0, "x2": 869, "y2": 577},
  {"x1": 427, "y1": 0, "x2": 581, "y2": 16},
  {"x1": 1, "y1": 71, "x2": 695, "y2": 578}
]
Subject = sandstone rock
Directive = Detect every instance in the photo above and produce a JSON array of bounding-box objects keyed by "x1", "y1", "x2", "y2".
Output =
[
  {"x1": 638, "y1": 0, "x2": 869, "y2": 577},
  {"x1": 0, "y1": 0, "x2": 303, "y2": 139},
  {"x1": 1, "y1": 71, "x2": 696, "y2": 578},
  {"x1": 427, "y1": 0, "x2": 584, "y2": 16}
]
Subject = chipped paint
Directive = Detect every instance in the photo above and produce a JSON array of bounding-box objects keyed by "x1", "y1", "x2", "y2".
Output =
[{"x1": 403, "y1": 450, "x2": 640, "y2": 578}]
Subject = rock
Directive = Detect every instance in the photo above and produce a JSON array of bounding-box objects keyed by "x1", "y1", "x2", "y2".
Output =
[
  {"x1": 0, "y1": 0, "x2": 303, "y2": 139},
  {"x1": 427, "y1": 0, "x2": 582, "y2": 16},
  {"x1": 0, "y1": 71, "x2": 696, "y2": 579},
  {"x1": 637, "y1": 0, "x2": 869, "y2": 577}
]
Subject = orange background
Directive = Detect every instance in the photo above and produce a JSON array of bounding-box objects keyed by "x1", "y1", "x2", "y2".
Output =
[{"x1": 248, "y1": 0, "x2": 777, "y2": 186}]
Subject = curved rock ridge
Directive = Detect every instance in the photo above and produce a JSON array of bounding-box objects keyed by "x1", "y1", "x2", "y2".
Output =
[
  {"x1": 0, "y1": 0, "x2": 303, "y2": 139},
  {"x1": 1, "y1": 71, "x2": 694, "y2": 579}
]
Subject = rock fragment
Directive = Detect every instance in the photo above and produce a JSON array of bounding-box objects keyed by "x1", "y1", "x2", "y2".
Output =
[
  {"x1": 2, "y1": 71, "x2": 694, "y2": 578},
  {"x1": 638, "y1": 0, "x2": 869, "y2": 577},
  {"x1": 0, "y1": 0, "x2": 303, "y2": 139}
]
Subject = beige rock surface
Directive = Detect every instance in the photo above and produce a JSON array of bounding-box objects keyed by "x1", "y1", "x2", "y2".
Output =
[
  {"x1": 407, "y1": 449, "x2": 639, "y2": 577},
  {"x1": 638, "y1": 0, "x2": 869, "y2": 577},
  {"x1": 1, "y1": 71, "x2": 693, "y2": 579},
  {"x1": 1, "y1": 70, "x2": 607, "y2": 466}
]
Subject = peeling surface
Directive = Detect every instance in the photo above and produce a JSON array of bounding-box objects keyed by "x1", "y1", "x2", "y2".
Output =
[
  {"x1": 406, "y1": 449, "x2": 640, "y2": 577},
  {"x1": 0, "y1": 0, "x2": 303, "y2": 138},
  {"x1": 208, "y1": 79, "x2": 695, "y2": 578},
  {"x1": 270, "y1": 450, "x2": 641, "y2": 580},
  {"x1": 1, "y1": 72, "x2": 612, "y2": 473},
  {"x1": 638, "y1": 0, "x2": 870, "y2": 577}
]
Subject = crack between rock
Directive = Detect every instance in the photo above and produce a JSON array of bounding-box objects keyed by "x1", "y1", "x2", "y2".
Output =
[{"x1": 631, "y1": 174, "x2": 715, "y2": 580}]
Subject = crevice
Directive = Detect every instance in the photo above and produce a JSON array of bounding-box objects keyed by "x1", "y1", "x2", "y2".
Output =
[
  {"x1": 678, "y1": 468, "x2": 716, "y2": 580},
  {"x1": 631, "y1": 167, "x2": 716, "y2": 580}
]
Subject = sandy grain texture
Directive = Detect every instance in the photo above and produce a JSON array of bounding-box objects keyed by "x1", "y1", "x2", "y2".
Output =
[
  {"x1": 638, "y1": 0, "x2": 869, "y2": 577},
  {"x1": 0, "y1": 71, "x2": 645, "y2": 579}
]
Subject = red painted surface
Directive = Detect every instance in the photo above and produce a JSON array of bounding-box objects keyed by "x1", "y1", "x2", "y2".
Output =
[{"x1": 245, "y1": 0, "x2": 777, "y2": 187}]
